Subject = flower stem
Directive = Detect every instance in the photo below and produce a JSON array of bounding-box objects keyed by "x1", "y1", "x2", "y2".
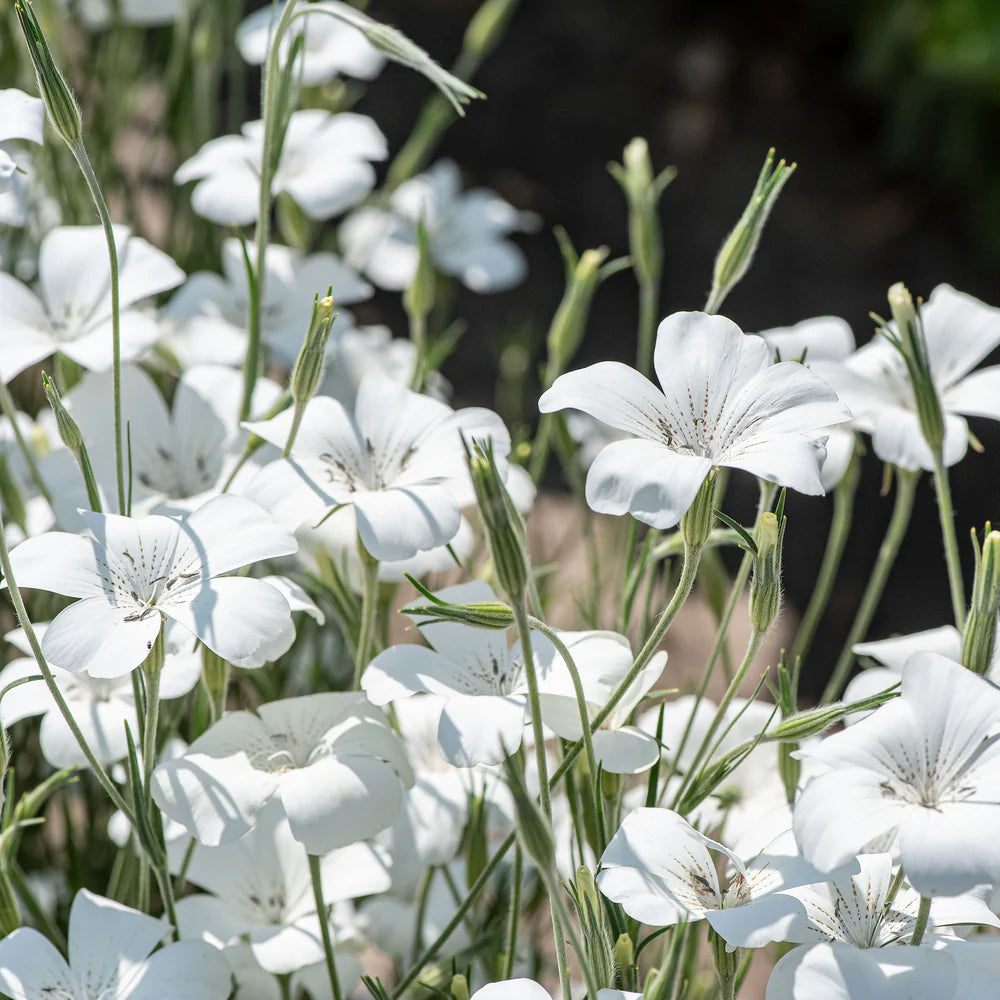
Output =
[
  {"x1": 789, "y1": 450, "x2": 860, "y2": 676},
  {"x1": 308, "y1": 851, "x2": 343, "y2": 1000},
  {"x1": 71, "y1": 144, "x2": 126, "y2": 515},
  {"x1": 353, "y1": 541, "x2": 379, "y2": 689},
  {"x1": 636, "y1": 275, "x2": 658, "y2": 378},
  {"x1": 502, "y1": 844, "x2": 523, "y2": 979},
  {"x1": 932, "y1": 455, "x2": 966, "y2": 628},
  {"x1": 141, "y1": 628, "x2": 165, "y2": 808},
  {"x1": 910, "y1": 895, "x2": 932, "y2": 946},
  {"x1": 822, "y1": 468, "x2": 919, "y2": 704},
  {"x1": 671, "y1": 627, "x2": 766, "y2": 810}
]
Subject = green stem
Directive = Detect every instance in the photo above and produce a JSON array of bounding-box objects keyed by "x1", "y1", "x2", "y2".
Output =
[
  {"x1": 141, "y1": 628, "x2": 165, "y2": 808},
  {"x1": 0, "y1": 384, "x2": 53, "y2": 509},
  {"x1": 353, "y1": 542, "x2": 379, "y2": 689},
  {"x1": 932, "y1": 455, "x2": 966, "y2": 628},
  {"x1": 308, "y1": 852, "x2": 343, "y2": 1000},
  {"x1": 789, "y1": 450, "x2": 860, "y2": 677},
  {"x1": 822, "y1": 469, "x2": 919, "y2": 704},
  {"x1": 671, "y1": 628, "x2": 766, "y2": 810},
  {"x1": 636, "y1": 276, "x2": 658, "y2": 378},
  {"x1": 501, "y1": 845, "x2": 523, "y2": 979},
  {"x1": 910, "y1": 895, "x2": 931, "y2": 946},
  {"x1": 408, "y1": 312, "x2": 427, "y2": 391},
  {"x1": 409, "y1": 866, "x2": 434, "y2": 967},
  {"x1": 71, "y1": 145, "x2": 126, "y2": 514}
]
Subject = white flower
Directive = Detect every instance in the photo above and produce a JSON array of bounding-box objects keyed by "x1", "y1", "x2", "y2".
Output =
[
  {"x1": 5, "y1": 494, "x2": 297, "y2": 676},
  {"x1": 812, "y1": 284, "x2": 1000, "y2": 471},
  {"x1": 598, "y1": 807, "x2": 829, "y2": 950},
  {"x1": 51, "y1": 363, "x2": 283, "y2": 518},
  {"x1": 173, "y1": 800, "x2": 388, "y2": 976},
  {"x1": 0, "y1": 224, "x2": 184, "y2": 382},
  {"x1": 244, "y1": 373, "x2": 510, "y2": 561},
  {"x1": 57, "y1": 0, "x2": 187, "y2": 28},
  {"x1": 150, "y1": 691, "x2": 414, "y2": 853},
  {"x1": 175, "y1": 110, "x2": 386, "y2": 226},
  {"x1": 163, "y1": 239, "x2": 372, "y2": 369},
  {"x1": 539, "y1": 311, "x2": 850, "y2": 529},
  {"x1": 341, "y1": 159, "x2": 534, "y2": 293},
  {"x1": 0, "y1": 621, "x2": 200, "y2": 768},
  {"x1": 0, "y1": 89, "x2": 44, "y2": 195},
  {"x1": 470, "y1": 982, "x2": 639, "y2": 1000},
  {"x1": 362, "y1": 580, "x2": 638, "y2": 766},
  {"x1": 0, "y1": 888, "x2": 231, "y2": 1000},
  {"x1": 237, "y1": 2, "x2": 384, "y2": 85},
  {"x1": 756, "y1": 315, "x2": 858, "y2": 490},
  {"x1": 794, "y1": 652, "x2": 1000, "y2": 896}
]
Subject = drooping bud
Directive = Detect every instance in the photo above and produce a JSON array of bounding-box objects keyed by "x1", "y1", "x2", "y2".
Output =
[
  {"x1": 962, "y1": 526, "x2": 1000, "y2": 675},
  {"x1": 569, "y1": 867, "x2": 616, "y2": 990},
  {"x1": 466, "y1": 437, "x2": 530, "y2": 602},
  {"x1": 680, "y1": 470, "x2": 717, "y2": 550},
  {"x1": 886, "y1": 282, "x2": 945, "y2": 458},
  {"x1": 749, "y1": 507, "x2": 785, "y2": 634},
  {"x1": 14, "y1": 1, "x2": 83, "y2": 150},
  {"x1": 707, "y1": 148, "x2": 796, "y2": 314},
  {"x1": 402, "y1": 599, "x2": 515, "y2": 630}
]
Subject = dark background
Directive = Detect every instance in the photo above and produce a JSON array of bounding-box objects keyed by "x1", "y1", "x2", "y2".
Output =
[{"x1": 357, "y1": 0, "x2": 1000, "y2": 692}]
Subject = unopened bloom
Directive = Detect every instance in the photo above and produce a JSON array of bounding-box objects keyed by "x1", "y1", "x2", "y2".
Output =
[
  {"x1": 175, "y1": 110, "x2": 386, "y2": 226},
  {"x1": 539, "y1": 311, "x2": 849, "y2": 528},
  {"x1": 5, "y1": 494, "x2": 297, "y2": 676}
]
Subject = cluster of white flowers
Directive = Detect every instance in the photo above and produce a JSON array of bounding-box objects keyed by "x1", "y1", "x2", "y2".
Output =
[{"x1": 1, "y1": 3, "x2": 1000, "y2": 1000}]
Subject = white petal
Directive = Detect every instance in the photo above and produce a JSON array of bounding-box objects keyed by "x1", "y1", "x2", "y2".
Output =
[
  {"x1": 0, "y1": 274, "x2": 55, "y2": 382},
  {"x1": 923, "y1": 283, "x2": 1000, "y2": 387},
  {"x1": 591, "y1": 728, "x2": 661, "y2": 775},
  {"x1": 353, "y1": 483, "x2": 462, "y2": 561},
  {"x1": 435, "y1": 238, "x2": 527, "y2": 292},
  {"x1": 706, "y1": 892, "x2": 807, "y2": 949},
  {"x1": 0, "y1": 89, "x2": 45, "y2": 144},
  {"x1": 41, "y1": 598, "x2": 162, "y2": 679},
  {"x1": 756, "y1": 315, "x2": 855, "y2": 362},
  {"x1": 127, "y1": 939, "x2": 234, "y2": 1000},
  {"x1": 40, "y1": 697, "x2": 137, "y2": 767},
  {"x1": 0, "y1": 927, "x2": 73, "y2": 1000},
  {"x1": 471, "y1": 982, "x2": 552, "y2": 1000},
  {"x1": 282, "y1": 156, "x2": 377, "y2": 220},
  {"x1": 279, "y1": 754, "x2": 404, "y2": 853},
  {"x1": 162, "y1": 577, "x2": 292, "y2": 664},
  {"x1": 0, "y1": 657, "x2": 53, "y2": 724},
  {"x1": 853, "y1": 626, "x2": 961, "y2": 671},
  {"x1": 438, "y1": 693, "x2": 526, "y2": 766},
  {"x1": 6, "y1": 531, "x2": 102, "y2": 599},
  {"x1": 585, "y1": 438, "x2": 712, "y2": 528},
  {"x1": 870, "y1": 407, "x2": 968, "y2": 471},
  {"x1": 945, "y1": 366, "x2": 1000, "y2": 421}
]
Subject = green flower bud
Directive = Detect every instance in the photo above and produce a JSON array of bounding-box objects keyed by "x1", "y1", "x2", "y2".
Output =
[
  {"x1": 450, "y1": 974, "x2": 470, "y2": 1000},
  {"x1": 885, "y1": 282, "x2": 945, "y2": 457},
  {"x1": 464, "y1": 792, "x2": 489, "y2": 891},
  {"x1": 680, "y1": 470, "x2": 717, "y2": 550},
  {"x1": 570, "y1": 867, "x2": 615, "y2": 988},
  {"x1": 403, "y1": 217, "x2": 436, "y2": 325},
  {"x1": 709, "y1": 926, "x2": 740, "y2": 997},
  {"x1": 14, "y1": 1, "x2": 83, "y2": 150},
  {"x1": 0, "y1": 871, "x2": 20, "y2": 937},
  {"x1": 707, "y1": 148, "x2": 796, "y2": 314},
  {"x1": 42, "y1": 372, "x2": 83, "y2": 451},
  {"x1": 546, "y1": 243, "x2": 609, "y2": 379},
  {"x1": 201, "y1": 647, "x2": 230, "y2": 723},
  {"x1": 749, "y1": 511, "x2": 785, "y2": 634},
  {"x1": 401, "y1": 600, "x2": 515, "y2": 630},
  {"x1": 467, "y1": 438, "x2": 529, "y2": 602},
  {"x1": 291, "y1": 291, "x2": 337, "y2": 407},
  {"x1": 462, "y1": 0, "x2": 518, "y2": 58},
  {"x1": 962, "y1": 527, "x2": 1000, "y2": 675},
  {"x1": 613, "y1": 933, "x2": 634, "y2": 982}
]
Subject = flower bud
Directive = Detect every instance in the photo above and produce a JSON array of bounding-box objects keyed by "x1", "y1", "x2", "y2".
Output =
[
  {"x1": 707, "y1": 148, "x2": 795, "y2": 314},
  {"x1": 962, "y1": 527, "x2": 1000, "y2": 675},
  {"x1": 464, "y1": 792, "x2": 489, "y2": 891},
  {"x1": 886, "y1": 282, "x2": 945, "y2": 458},
  {"x1": 680, "y1": 470, "x2": 716, "y2": 550},
  {"x1": 546, "y1": 242, "x2": 609, "y2": 380},
  {"x1": 403, "y1": 217, "x2": 435, "y2": 326},
  {"x1": 402, "y1": 600, "x2": 515, "y2": 630},
  {"x1": 504, "y1": 758, "x2": 555, "y2": 871},
  {"x1": 450, "y1": 975, "x2": 470, "y2": 1000},
  {"x1": 201, "y1": 647, "x2": 230, "y2": 723},
  {"x1": 749, "y1": 511, "x2": 784, "y2": 634},
  {"x1": 41, "y1": 372, "x2": 82, "y2": 452},
  {"x1": 467, "y1": 438, "x2": 529, "y2": 602},
  {"x1": 613, "y1": 932, "x2": 634, "y2": 981},
  {"x1": 0, "y1": 871, "x2": 20, "y2": 937},
  {"x1": 570, "y1": 867, "x2": 616, "y2": 988},
  {"x1": 291, "y1": 291, "x2": 337, "y2": 408},
  {"x1": 463, "y1": 0, "x2": 518, "y2": 58},
  {"x1": 14, "y1": 1, "x2": 83, "y2": 150}
]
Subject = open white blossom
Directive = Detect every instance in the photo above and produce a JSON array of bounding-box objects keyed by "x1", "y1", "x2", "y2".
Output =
[
  {"x1": 151, "y1": 692, "x2": 414, "y2": 853},
  {"x1": 245, "y1": 373, "x2": 510, "y2": 561},
  {"x1": 163, "y1": 239, "x2": 372, "y2": 369},
  {"x1": 0, "y1": 621, "x2": 200, "y2": 768},
  {"x1": 0, "y1": 224, "x2": 184, "y2": 382},
  {"x1": 812, "y1": 284, "x2": 1000, "y2": 471},
  {"x1": 341, "y1": 159, "x2": 534, "y2": 293},
  {"x1": 175, "y1": 110, "x2": 386, "y2": 226},
  {"x1": 598, "y1": 807, "x2": 831, "y2": 950},
  {"x1": 0, "y1": 888, "x2": 231, "y2": 1000},
  {"x1": 0, "y1": 89, "x2": 44, "y2": 195},
  {"x1": 56, "y1": 0, "x2": 188, "y2": 28},
  {"x1": 5, "y1": 494, "x2": 297, "y2": 676},
  {"x1": 173, "y1": 800, "x2": 387, "y2": 977},
  {"x1": 795, "y1": 652, "x2": 1000, "y2": 896},
  {"x1": 237, "y1": 2, "x2": 384, "y2": 84},
  {"x1": 539, "y1": 311, "x2": 850, "y2": 528}
]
